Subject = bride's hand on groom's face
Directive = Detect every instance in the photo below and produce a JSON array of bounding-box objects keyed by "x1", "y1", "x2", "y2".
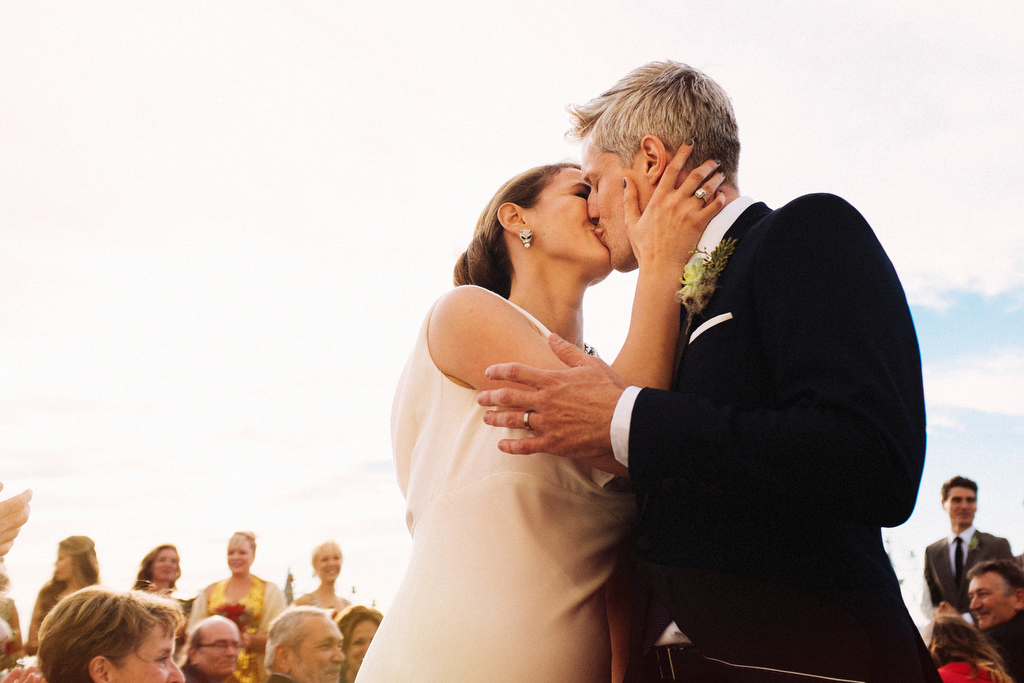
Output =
[
  {"x1": 626, "y1": 142, "x2": 726, "y2": 273},
  {"x1": 478, "y1": 334, "x2": 628, "y2": 476}
]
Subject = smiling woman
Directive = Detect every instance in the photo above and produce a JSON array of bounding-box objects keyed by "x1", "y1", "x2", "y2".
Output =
[
  {"x1": 293, "y1": 541, "x2": 351, "y2": 618},
  {"x1": 134, "y1": 545, "x2": 182, "y2": 595},
  {"x1": 186, "y1": 532, "x2": 285, "y2": 683},
  {"x1": 37, "y1": 586, "x2": 185, "y2": 683},
  {"x1": 336, "y1": 605, "x2": 382, "y2": 683}
]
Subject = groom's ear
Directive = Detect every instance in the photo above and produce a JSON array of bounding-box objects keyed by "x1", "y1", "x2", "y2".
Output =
[
  {"x1": 497, "y1": 202, "x2": 527, "y2": 232},
  {"x1": 635, "y1": 134, "x2": 670, "y2": 186}
]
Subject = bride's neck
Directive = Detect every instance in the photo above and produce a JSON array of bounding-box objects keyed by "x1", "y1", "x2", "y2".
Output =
[{"x1": 508, "y1": 277, "x2": 586, "y2": 349}]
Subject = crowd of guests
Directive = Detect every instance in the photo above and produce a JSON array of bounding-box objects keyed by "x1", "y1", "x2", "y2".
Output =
[
  {"x1": 0, "y1": 502, "x2": 382, "y2": 683},
  {"x1": 4, "y1": 475, "x2": 1024, "y2": 683},
  {"x1": 923, "y1": 476, "x2": 1024, "y2": 683}
]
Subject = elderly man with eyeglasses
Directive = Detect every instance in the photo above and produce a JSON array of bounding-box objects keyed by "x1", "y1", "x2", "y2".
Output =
[{"x1": 183, "y1": 616, "x2": 242, "y2": 683}]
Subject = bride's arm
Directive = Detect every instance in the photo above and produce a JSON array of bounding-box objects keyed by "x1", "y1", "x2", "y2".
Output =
[
  {"x1": 609, "y1": 147, "x2": 726, "y2": 390},
  {"x1": 428, "y1": 286, "x2": 572, "y2": 391}
]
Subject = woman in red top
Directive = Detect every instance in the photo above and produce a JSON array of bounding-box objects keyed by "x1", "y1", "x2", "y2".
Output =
[{"x1": 930, "y1": 616, "x2": 1013, "y2": 683}]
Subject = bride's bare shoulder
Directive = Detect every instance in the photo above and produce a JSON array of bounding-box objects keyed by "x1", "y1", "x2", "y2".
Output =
[
  {"x1": 430, "y1": 286, "x2": 522, "y2": 332},
  {"x1": 427, "y1": 285, "x2": 550, "y2": 390}
]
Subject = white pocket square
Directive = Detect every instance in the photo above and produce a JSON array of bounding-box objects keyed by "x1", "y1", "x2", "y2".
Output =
[{"x1": 689, "y1": 312, "x2": 733, "y2": 344}]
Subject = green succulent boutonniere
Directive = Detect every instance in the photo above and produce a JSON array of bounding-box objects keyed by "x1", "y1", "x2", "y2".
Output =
[
  {"x1": 672, "y1": 237, "x2": 738, "y2": 371},
  {"x1": 676, "y1": 237, "x2": 737, "y2": 319},
  {"x1": 968, "y1": 535, "x2": 980, "y2": 552}
]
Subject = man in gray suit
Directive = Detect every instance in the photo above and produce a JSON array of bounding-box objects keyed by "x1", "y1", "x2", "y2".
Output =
[{"x1": 924, "y1": 476, "x2": 1013, "y2": 619}]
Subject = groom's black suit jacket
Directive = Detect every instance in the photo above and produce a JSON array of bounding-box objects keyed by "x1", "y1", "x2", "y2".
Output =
[{"x1": 628, "y1": 195, "x2": 938, "y2": 682}]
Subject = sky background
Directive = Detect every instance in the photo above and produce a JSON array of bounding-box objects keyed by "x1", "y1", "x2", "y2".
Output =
[{"x1": 1, "y1": 0, "x2": 1022, "y2": 629}]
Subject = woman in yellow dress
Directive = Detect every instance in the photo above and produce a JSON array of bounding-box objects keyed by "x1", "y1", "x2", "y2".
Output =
[{"x1": 187, "y1": 532, "x2": 284, "y2": 683}]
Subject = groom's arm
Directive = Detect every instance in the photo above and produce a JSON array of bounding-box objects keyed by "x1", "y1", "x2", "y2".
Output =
[
  {"x1": 478, "y1": 345, "x2": 630, "y2": 477},
  {"x1": 628, "y1": 194, "x2": 926, "y2": 528}
]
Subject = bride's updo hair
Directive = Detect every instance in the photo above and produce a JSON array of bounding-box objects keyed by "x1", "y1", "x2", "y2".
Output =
[{"x1": 454, "y1": 162, "x2": 581, "y2": 298}]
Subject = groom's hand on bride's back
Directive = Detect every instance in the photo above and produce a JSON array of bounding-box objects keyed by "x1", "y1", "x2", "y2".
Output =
[{"x1": 478, "y1": 334, "x2": 628, "y2": 476}]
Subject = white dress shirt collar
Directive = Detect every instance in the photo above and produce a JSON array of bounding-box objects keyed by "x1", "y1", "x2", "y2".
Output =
[
  {"x1": 949, "y1": 526, "x2": 977, "y2": 546},
  {"x1": 687, "y1": 195, "x2": 756, "y2": 265}
]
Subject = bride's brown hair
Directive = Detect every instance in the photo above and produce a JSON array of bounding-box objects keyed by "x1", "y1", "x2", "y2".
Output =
[{"x1": 454, "y1": 162, "x2": 580, "y2": 299}]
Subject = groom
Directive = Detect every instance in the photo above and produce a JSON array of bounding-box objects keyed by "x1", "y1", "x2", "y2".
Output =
[{"x1": 478, "y1": 61, "x2": 938, "y2": 682}]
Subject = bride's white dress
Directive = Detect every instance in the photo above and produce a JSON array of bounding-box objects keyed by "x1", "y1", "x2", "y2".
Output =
[{"x1": 357, "y1": 287, "x2": 635, "y2": 682}]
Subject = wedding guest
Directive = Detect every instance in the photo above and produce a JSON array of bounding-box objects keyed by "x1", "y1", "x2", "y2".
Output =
[
  {"x1": 188, "y1": 532, "x2": 285, "y2": 683},
  {"x1": 929, "y1": 616, "x2": 1013, "y2": 683},
  {"x1": 968, "y1": 559, "x2": 1024, "y2": 683},
  {"x1": 0, "y1": 485, "x2": 31, "y2": 558},
  {"x1": 135, "y1": 544, "x2": 194, "y2": 651},
  {"x1": 924, "y1": 477, "x2": 1013, "y2": 619},
  {"x1": 136, "y1": 544, "x2": 183, "y2": 594},
  {"x1": 24, "y1": 534, "x2": 99, "y2": 656},
  {"x1": 292, "y1": 541, "x2": 351, "y2": 618},
  {"x1": 336, "y1": 605, "x2": 381, "y2": 683},
  {"x1": 37, "y1": 586, "x2": 184, "y2": 683},
  {"x1": 184, "y1": 616, "x2": 241, "y2": 683},
  {"x1": 264, "y1": 606, "x2": 343, "y2": 683},
  {"x1": 0, "y1": 560, "x2": 39, "y2": 683},
  {"x1": 1, "y1": 560, "x2": 25, "y2": 669},
  {"x1": 0, "y1": 577, "x2": 24, "y2": 666}
]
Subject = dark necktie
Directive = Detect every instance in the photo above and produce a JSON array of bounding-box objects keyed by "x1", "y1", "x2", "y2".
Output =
[{"x1": 954, "y1": 536, "x2": 964, "y2": 587}]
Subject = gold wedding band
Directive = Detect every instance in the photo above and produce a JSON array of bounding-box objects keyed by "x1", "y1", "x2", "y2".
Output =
[{"x1": 523, "y1": 411, "x2": 533, "y2": 431}]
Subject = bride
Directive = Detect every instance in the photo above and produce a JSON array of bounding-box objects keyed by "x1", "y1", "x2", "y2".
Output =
[{"x1": 357, "y1": 145, "x2": 724, "y2": 683}]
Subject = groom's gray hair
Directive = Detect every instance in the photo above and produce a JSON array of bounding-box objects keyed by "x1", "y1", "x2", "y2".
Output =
[{"x1": 567, "y1": 60, "x2": 741, "y2": 188}]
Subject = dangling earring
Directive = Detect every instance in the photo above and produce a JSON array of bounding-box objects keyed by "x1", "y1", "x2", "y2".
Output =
[{"x1": 519, "y1": 229, "x2": 533, "y2": 249}]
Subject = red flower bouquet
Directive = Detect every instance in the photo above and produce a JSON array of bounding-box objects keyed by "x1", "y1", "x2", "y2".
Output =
[{"x1": 212, "y1": 603, "x2": 253, "y2": 631}]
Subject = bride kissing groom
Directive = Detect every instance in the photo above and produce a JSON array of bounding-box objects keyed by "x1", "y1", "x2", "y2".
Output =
[{"x1": 480, "y1": 60, "x2": 940, "y2": 683}]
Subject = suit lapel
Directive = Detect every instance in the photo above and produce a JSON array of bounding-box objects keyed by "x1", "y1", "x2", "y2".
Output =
[
  {"x1": 964, "y1": 534, "x2": 981, "y2": 567},
  {"x1": 672, "y1": 202, "x2": 771, "y2": 386}
]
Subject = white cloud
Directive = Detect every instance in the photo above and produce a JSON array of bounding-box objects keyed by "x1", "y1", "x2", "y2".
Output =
[
  {"x1": 924, "y1": 411, "x2": 966, "y2": 433},
  {"x1": 924, "y1": 348, "x2": 1024, "y2": 415}
]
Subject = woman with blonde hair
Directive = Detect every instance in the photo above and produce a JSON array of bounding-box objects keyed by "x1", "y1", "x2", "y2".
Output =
[
  {"x1": 293, "y1": 541, "x2": 351, "y2": 618},
  {"x1": 24, "y1": 535, "x2": 99, "y2": 656},
  {"x1": 930, "y1": 615, "x2": 1014, "y2": 683},
  {"x1": 187, "y1": 532, "x2": 284, "y2": 683},
  {"x1": 37, "y1": 586, "x2": 184, "y2": 683}
]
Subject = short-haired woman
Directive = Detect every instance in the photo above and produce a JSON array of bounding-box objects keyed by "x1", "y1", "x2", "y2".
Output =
[{"x1": 37, "y1": 586, "x2": 184, "y2": 683}]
